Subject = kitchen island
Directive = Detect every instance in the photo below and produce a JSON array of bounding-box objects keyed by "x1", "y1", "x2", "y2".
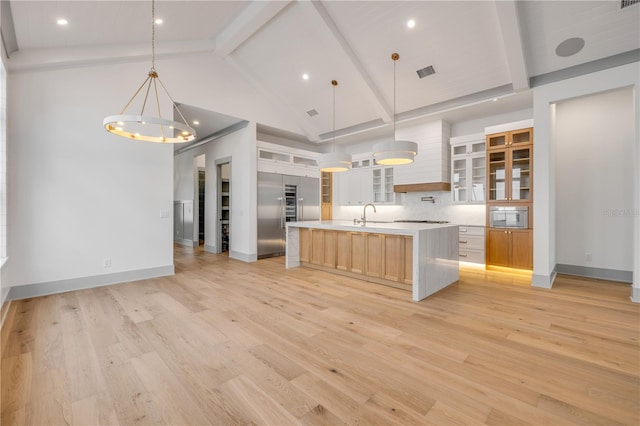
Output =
[{"x1": 286, "y1": 220, "x2": 459, "y2": 301}]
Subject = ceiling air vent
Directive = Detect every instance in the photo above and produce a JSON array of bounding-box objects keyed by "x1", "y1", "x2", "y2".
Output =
[
  {"x1": 306, "y1": 109, "x2": 319, "y2": 117},
  {"x1": 416, "y1": 65, "x2": 436, "y2": 79},
  {"x1": 621, "y1": 0, "x2": 639, "y2": 8}
]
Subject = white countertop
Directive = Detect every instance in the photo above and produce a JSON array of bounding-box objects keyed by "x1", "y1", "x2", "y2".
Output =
[{"x1": 287, "y1": 220, "x2": 458, "y2": 235}]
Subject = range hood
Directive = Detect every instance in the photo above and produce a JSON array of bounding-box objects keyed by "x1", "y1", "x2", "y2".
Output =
[{"x1": 392, "y1": 120, "x2": 452, "y2": 193}]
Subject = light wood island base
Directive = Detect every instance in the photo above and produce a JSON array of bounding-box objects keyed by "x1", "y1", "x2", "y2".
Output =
[{"x1": 287, "y1": 220, "x2": 459, "y2": 301}]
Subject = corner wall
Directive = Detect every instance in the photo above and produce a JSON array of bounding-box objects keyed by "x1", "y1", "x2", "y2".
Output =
[
  {"x1": 532, "y1": 62, "x2": 640, "y2": 299},
  {"x1": 173, "y1": 123, "x2": 258, "y2": 261}
]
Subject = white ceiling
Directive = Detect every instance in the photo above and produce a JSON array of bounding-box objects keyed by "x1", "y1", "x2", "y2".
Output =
[{"x1": 5, "y1": 0, "x2": 640, "y2": 145}]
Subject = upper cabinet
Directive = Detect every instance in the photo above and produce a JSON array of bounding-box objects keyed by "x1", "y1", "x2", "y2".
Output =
[
  {"x1": 393, "y1": 120, "x2": 451, "y2": 192},
  {"x1": 486, "y1": 128, "x2": 533, "y2": 151},
  {"x1": 335, "y1": 155, "x2": 395, "y2": 205},
  {"x1": 450, "y1": 133, "x2": 486, "y2": 203},
  {"x1": 257, "y1": 141, "x2": 320, "y2": 178},
  {"x1": 486, "y1": 128, "x2": 533, "y2": 204}
]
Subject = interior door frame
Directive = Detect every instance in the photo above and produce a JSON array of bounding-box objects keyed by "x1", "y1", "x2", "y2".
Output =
[{"x1": 216, "y1": 157, "x2": 232, "y2": 254}]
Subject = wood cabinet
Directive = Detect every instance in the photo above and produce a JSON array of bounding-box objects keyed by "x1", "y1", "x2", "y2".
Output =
[
  {"x1": 486, "y1": 128, "x2": 532, "y2": 151},
  {"x1": 486, "y1": 229, "x2": 532, "y2": 270},
  {"x1": 299, "y1": 229, "x2": 412, "y2": 290},
  {"x1": 486, "y1": 127, "x2": 534, "y2": 270},
  {"x1": 321, "y1": 172, "x2": 332, "y2": 220},
  {"x1": 450, "y1": 135, "x2": 486, "y2": 203},
  {"x1": 486, "y1": 128, "x2": 533, "y2": 204}
]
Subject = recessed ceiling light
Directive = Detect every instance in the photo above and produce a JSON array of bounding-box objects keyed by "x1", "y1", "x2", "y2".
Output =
[
  {"x1": 155, "y1": 18, "x2": 163, "y2": 25},
  {"x1": 407, "y1": 19, "x2": 416, "y2": 29},
  {"x1": 193, "y1": 120, "x2": 199, "y2": 125},
  {"x1": 555, "y1": 37, "x2": 585, "y2": 57},
  {"x1": 302, "y1": 73, "x2": 310, "y2": 81},
  {"x1": 57, "y1": 18, "x2": 68, "y2": 26}
]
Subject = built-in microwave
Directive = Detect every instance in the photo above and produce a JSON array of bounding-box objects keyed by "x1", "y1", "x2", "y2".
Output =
[{"x1": 489, "y1": 206, "x2": 528, "y2": 228}]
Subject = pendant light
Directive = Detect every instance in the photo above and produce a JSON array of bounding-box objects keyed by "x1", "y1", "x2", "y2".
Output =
[
  {"x1": 372, "y1": 53, "x2": 418, "y2": 165},
  {"x1": 318, "y1": 80, "x2": 352, "y2": 172},
  {"x1": 103, "y1": 0, "x2": 195, "y2": 143}
]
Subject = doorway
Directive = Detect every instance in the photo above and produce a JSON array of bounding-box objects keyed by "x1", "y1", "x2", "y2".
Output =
[
  {"x1": 196, "y1": 154, "x2": 206, "y2": 246},
  {"x1": 217, "y1": 161, "x2": 231, "y2": 253}
]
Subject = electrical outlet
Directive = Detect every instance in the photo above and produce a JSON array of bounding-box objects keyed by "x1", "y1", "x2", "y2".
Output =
[
  {"x1": 585, "y1": 253, "x2": 592, "y2": 262},
  {"x1": 160, "y1": 210, "x2": 169, "y2": 218},
  {"x1": 103, "y1": 258, "x2": 112, "y2": 268}
]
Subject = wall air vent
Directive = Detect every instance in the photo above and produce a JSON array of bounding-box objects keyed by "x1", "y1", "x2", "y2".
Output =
[
  {"x1": 621, "y1": 0, "x2": 639, "y2": 8},
  {"x1": 416, "y1": 65, "x2": 436, "y2": 79},
  {"x1": 306, "y1": 109, "x2": 319, "y2": 117}
]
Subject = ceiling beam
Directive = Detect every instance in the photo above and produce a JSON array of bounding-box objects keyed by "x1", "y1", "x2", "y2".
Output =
[
  {"x1": 309, "y1": 1, "x2": 393, "y2": 123},
  {"x1": 214, "y1": 1, "x2": 292, "y2": 58},
  {"x1": 494, "y1": 0, "x2": 530, "y2": 91}
]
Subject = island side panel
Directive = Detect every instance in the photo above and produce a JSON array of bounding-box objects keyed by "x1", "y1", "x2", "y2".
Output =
[
  {"x1": 285, "y1": 225, "x2": 300, "y2": 268},
  {"x1": 413, "y1": 226, "x2": 460, "y2": 301}
]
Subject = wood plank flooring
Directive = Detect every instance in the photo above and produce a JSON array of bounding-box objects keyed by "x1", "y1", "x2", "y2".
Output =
[{"x1": 1, "y1": 245, "x2": 639, "y2": 425}]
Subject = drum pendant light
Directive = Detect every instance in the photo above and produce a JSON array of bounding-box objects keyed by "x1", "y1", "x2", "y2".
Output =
[
  {"x1": 318, "y1": 80, "x2": 352, "y2": 172},
  {"x1": 103, "y1": 0, "x2": 196, "y2": 143},
  {"x1": 373, "y1": 53, "x2": 418, "y2": 165}
]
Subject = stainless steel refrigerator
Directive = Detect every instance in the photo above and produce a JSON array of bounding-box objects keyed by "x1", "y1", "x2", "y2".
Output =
[{"x1": 258, "y1": 172, "x2": 320, "y2": 258}]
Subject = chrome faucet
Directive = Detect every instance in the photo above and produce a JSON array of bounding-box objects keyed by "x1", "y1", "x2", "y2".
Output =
[{"x1": 362, "y1": 203, "x2": 377, "y2": 224}]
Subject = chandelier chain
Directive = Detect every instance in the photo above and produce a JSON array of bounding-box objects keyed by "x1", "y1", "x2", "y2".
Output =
[
  {"x1": 332, "y1": 81, "x2": 336, "y2": 153},
  {"x1": 151, "y1": 0, "x2": 156, "y2": 71},
  {"x1": 393, "y1": 55, "x2": 396, "y2": 136}
]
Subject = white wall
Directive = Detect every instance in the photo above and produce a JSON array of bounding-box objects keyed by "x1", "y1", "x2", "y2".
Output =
[
  {"x1": 7, "y1": 61, "x2": 175, "y2": 289},
  {"x1": 532, "y1": 62, "x2": 640, "y2": 297},
  {"x1": 555, "y1": 87, "x2": 634, "y2": 273},
  {"x1": 5, "y1": 50, "x2": 303, "y2": 295},
  {"x1": 173, "y1": 123, "x2": 258, "y2": 261},
  {"x1": 451, "y1": 108, "x2": 533, "y2": 137},
  {"x1": 0, "y1": 33, "x2": 8, "y2": 305}
]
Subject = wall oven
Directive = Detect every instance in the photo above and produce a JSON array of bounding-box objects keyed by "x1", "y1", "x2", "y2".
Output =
[{"x1": 489, "y1": 206, "x2": 528, "y2": 228}]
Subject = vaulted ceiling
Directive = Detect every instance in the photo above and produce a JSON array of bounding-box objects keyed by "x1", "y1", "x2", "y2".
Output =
[{"x1": 4, "y1": 0, "x2": 639, "y2": 143}]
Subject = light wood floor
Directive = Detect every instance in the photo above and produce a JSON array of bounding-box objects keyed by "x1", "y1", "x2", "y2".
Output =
[{"x1": 2, "y1": 245, "x2": 639, "y2": 425}]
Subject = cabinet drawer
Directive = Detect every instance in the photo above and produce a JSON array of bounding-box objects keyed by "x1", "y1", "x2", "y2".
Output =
[
  {"x1": 459, "y1": 249, "x2": 485, "y2": 264},
  {"x1": 458, "y1": 235, "x2": 484, "y2": 250},
  {"x1": 458, "y1": 226, "x2": 484, "y2": 236}
]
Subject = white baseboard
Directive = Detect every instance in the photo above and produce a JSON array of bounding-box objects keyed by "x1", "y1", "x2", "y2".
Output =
[
  {"x1": 631, "y1": 287, "x2": 640, "y2": 303},
  {"x1": 229, "y1": 250, "x2": 257, "y2": 263},
  {"x1": 7, "y1": 264, "x2": 175, "y2": 300},
  {"x1": 204, "y1": 244, "x2": 217, "y2": 254},
  {"x1": 175, "y1": 238, "x2": 197, "y2": 247},
  {"x1": 532, "y1": 266, "x2": 557, "y2": 289}
]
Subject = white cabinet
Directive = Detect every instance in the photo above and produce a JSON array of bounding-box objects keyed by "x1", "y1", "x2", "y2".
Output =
[
  {"x1": 458, "y1": 226, "x2": 485, "y2": 264},
  {"x1": 338, "y1": 168, "x2": 374, "y2": 205},
  {"x1": 450, "y1": 134, "x2": 486, "y2": 203},
  {"x1": 373, "y1": 167, "x2": 395, "y2": 203},
  {"x1": 257, "y1": 142, "x2": 320, "y2": 178}
]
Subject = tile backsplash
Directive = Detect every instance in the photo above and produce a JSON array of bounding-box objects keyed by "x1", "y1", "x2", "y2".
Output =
[{"x1": 333, "y1": 191, "x2": 486, "y2": 226}]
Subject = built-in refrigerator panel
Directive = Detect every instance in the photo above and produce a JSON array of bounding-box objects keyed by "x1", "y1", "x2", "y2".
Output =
[
  {"x1": 258, "y1": 172, "x2": 320, "y2": 259},
  {"x1": 298, "y1": 176, "x2": 320, "y2": 222},
  {"x1": 257, "y1": 172, "x2": 286, "y2": 257}
]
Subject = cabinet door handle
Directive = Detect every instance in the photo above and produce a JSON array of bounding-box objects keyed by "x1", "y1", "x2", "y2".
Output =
[
  {"x1": 459, "y1": 253, "x2": 468, "y2": 257},
  {"x1": 460, "y1": 228, "x2": 467, "y2": 232},
  {"x1": 459, "y1": 240, "x2": 468, "y2": 244}
]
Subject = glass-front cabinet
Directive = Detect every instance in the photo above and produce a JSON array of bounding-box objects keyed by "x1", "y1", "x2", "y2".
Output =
[
  {"x1": 487, "y1": 128, "x2": 532, "y2": 150},
  {"x1": 450, "y1": 137, "x2": 486, "y2": 203},
  {"x1": 487, "y1": 138, "x2": 532, "y2": 203},
  {"x1": 373, "y1": 167, "x2": 394, "y2": 203}
]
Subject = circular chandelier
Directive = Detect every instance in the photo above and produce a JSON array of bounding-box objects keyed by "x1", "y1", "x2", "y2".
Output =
[{"x1": 103, "y1": 0, "x2": 196, "y2": 143}]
